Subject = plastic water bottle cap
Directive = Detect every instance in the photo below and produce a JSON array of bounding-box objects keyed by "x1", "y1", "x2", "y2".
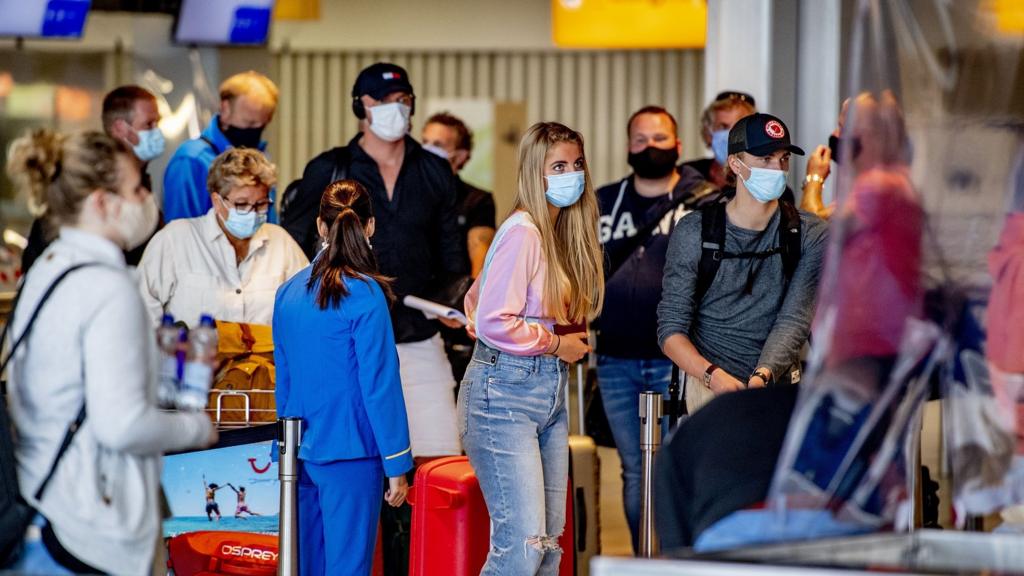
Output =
[
  {"x1": 161, "y1": 314, "x2": 175, "y2": 326},
  {"x1": 200, "y1": 314, "x2": 215, "y2": 327}
]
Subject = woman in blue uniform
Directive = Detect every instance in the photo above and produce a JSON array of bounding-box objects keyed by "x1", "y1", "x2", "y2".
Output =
[{"x1": 273, "y1": 179, "x2": 413, "y2": 575}]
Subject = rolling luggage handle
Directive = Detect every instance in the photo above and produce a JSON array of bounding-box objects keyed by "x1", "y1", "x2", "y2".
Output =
[
  {"x1": 214, "y1": 390, "x2": 251, "y2": 427},
  {"x1": 576, "y1": 363, "x2": 586, "y2": 437},
  {"x1": 565, "y1": 354, "x2": 590, "y2": 436},
  {"x1": 406, "y1": 484, "x2": 464, "y2": 509},
  {"x1": 575, "y1": 487, "x2": 587, "y2": 551}
]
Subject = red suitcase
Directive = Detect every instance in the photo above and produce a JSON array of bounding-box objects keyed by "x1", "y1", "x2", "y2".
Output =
[
  {"x1": 408, "y1": 457, "x2": 490, "y2": 576},
  {"x1": 409, "y1": 456, "x2": 577, "y2": 576}
]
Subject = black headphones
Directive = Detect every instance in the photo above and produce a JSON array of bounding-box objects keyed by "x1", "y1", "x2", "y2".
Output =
[
  {"x1": 351, "y1": 95, "x2": 416, "y2": 120},
  {"x1": 352, "y1": 97, "x2": 367, "y2": 120}
]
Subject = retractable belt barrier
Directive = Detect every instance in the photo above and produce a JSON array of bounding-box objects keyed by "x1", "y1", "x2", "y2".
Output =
[
  {"x1": 639, "y1": 392, "x2": 663, "y2": 558},
  {"x1": 277, "y1": 418, "x2": 302, "y2": 576}
]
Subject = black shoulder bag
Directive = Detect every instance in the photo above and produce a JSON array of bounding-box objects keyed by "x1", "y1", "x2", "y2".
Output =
[
  {"x1": 1, "y1": 264, "x2": 96, "y2": 565},
  {"x1": 605, "y1": 180, "x2": 719, "y2": 280}
]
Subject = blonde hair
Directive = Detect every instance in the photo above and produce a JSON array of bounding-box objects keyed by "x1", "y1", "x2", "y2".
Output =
[
  {"x1": 514, "y1": 122, "x2": 604, "y2": 324},
  {"x1": 6, "y1": 129, "x2": 128, "y2": 227},
  {"x1": 700, "y1": 98, "x2": 756, "y2": 140},
  {"x1": 219, "y1": 71, "x2": 279, "y2": 109},
  {"x1": 207, "y1": 148, "x2": 278, "y2": 198}
]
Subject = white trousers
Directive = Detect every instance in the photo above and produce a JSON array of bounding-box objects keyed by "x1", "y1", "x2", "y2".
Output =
[{"x1": 397, "y1": 334, "x2": 462, "y2": 457}]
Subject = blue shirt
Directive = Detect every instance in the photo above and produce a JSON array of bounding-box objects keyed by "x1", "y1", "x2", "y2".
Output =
[
  {"x1": 162, "y1": 115, "x2": 277, "y2": 224},
  {"x1": 272, "y1": 264, "x2": 413, "y2": 478}
]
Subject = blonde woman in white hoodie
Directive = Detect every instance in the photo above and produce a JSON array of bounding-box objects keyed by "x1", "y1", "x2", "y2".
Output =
[{"x1": 4, "y1": 129, "x2": 216, "y2": 575}]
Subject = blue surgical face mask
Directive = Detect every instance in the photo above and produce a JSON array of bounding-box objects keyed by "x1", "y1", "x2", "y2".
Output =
[
  {"x1": 737, "y1": 160, "x2": 787, "y2": 203},
  {"x1": 132, "y1": 128, "x2": 166, "y2": 162},
  {"x1": 219, "y1": 198, "x2": 267, "y2": 239},
  {"x1": 711, "y1": 129, "x2": 729, "y2": 165},
  {"x1": 545, "y1": 171, "x2": 586, "y2": 208}
]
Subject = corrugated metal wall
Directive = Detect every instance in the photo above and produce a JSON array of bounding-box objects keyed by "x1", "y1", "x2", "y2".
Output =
[{"x1": 271, "y1": 49, "x2": 704, "y2": 189}]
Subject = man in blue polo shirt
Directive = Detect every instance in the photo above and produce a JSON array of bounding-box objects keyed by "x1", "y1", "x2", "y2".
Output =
[{"x1": 163, "y1": 70, "x2": 279, "y2": 222}]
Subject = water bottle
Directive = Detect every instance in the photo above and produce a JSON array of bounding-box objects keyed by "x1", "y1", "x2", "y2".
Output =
[
  {"x1": 156, "y1": 314, "x2": 182, "y2": 408},
  {"x1": 177, "y1": 314, "x2": 219, "y2": 411}
]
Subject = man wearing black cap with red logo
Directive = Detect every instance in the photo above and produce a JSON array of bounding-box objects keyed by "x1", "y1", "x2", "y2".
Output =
[
  {"x1": 285, "y1": 63, "x2": 465, "y2": 463},
  {"x1": 657, "y1": 113, "x2": 828, "y2": 413}
]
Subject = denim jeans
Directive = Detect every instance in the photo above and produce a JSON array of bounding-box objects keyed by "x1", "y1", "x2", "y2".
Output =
[
  {"x1": 459, "y1": 341, "x2": 569, "y2": 576},
  {"x1": 596, "y1": 354, "x2": 673, "y2": 554}
]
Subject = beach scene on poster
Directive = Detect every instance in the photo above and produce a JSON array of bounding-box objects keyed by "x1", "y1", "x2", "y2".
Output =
[{"x1": 162, "y1": 440, "x2": 280, "y2": 538}]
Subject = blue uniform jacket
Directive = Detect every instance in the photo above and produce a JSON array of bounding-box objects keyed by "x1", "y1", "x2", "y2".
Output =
[
  {"x1": 272, "y1": 264, "x2": 413, "y2": 478},
  {"x1": 162, "y1": 115, "x2": 277, "y2": 223}
]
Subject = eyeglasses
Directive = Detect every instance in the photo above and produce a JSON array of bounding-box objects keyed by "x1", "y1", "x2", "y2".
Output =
[
  {"x1": 715, "y1": 91, "x2": 757, "y2": 108},
  {"x1": 221, "y1": 196, "x2": 274, "y2": 215}
]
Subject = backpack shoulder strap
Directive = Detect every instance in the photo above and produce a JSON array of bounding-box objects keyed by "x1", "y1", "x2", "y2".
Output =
[
  {"x1": 0, "y1": 263, "x2": 99, "y2": 501},
  {"x1": 198, "y1": 136, "x2": 219, "y2": 155},
  {"x1": 695, "y1": 202, "x2": 727, "y2": 304},
  {"x1": 778, "y1": 200, "x2": 802, "y2": 282},
  {"x1": 1, "y1": 263, "x2": 98, "y2": 375},
  {"x1": 330, "y1": 146, "x2": 351, "y2": 185}
]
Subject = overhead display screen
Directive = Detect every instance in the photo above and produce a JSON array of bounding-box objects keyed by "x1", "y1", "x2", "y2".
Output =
[
  {"x1": 0, "y1": 0, "x2": 92, "y2": 39},
  {"x1": 175, "y1": 0, "x2": 276, "y2": 46}
]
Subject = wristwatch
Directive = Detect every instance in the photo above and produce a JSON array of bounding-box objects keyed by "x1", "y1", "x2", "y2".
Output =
[
  {"x1": 703, "y1": 364, "x2": 720, "y2": 389},
  {"x1": 805, "y1": 173, "x2": 825, "y2": 185},
  {"x1": 751, "y1": 367, "x2": 773, "y2": 386}
]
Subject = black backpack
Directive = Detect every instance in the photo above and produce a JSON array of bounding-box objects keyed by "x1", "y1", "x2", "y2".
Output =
[
  {"x1": 1, "y1": 265, "x2": 95, "y2": 565},
  {"x1": 280, "y1": 147, "x2": 350, "y2": 260},
  {"x1": 694, "y1": 199, "x2": 802, "y2": 303}
]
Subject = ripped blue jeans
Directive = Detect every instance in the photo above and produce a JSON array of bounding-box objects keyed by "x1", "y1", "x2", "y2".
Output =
[{"x1": 458, "y1": 341, "x2": 568, "y2": 576}]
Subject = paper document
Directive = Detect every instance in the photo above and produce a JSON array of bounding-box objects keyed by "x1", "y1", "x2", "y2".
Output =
[{"x1": 403, "y1": 295, "x2": 468, "y2": 326}]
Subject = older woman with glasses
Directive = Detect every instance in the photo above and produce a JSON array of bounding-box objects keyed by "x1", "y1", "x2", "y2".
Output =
[{"x1": 139, "y1": 148, "x2": 308, "y2": 328}]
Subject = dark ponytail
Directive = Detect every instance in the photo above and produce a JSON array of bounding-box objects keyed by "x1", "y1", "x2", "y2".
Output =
[{"x1": 307, "y1": 179, "x2": 393, "y2": 309}]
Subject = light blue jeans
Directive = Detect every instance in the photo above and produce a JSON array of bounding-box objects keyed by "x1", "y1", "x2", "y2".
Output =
[
  {"x1": 459, "y1": 341, "x2": 569, "y2": 576},
  {"x1": 596, "y1": 354, "x2": 673, "y2": 554}
]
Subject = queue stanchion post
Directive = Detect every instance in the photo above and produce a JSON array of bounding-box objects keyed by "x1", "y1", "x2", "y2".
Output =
[
  {"x1": 639, "y1": 391, "x2": 663, "y2": 558},
  {"x1": 278, "y1": 418, "x2": 302, "y2": 576}
]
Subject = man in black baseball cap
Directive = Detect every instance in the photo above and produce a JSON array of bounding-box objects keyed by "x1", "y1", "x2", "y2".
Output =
[
  {"x1": 285, "y1": 61, "x2": 466, "y2": 467},
  {"x1": 658, "y1": 111, "x2": 827, "y2": 415}
]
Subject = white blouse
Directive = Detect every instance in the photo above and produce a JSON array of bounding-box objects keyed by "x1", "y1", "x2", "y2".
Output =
[{"x1": 138, "y1": 209, "x2": 309, "y2": 328}]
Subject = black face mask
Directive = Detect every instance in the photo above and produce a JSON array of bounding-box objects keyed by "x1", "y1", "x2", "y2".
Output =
[
  {"x1": 828, "y1": 134, "x2": 862, "y2": 164},
  {"x1": 222, "y1": 124, "x2": 265, "y2": 149},
  {"x1": 628, "y1": 145, "x2": 679, "y2": 179}
]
